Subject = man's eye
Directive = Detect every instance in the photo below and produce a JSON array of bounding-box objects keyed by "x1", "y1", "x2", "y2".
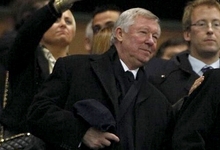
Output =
[
  {"x1": 153, "y1": 36, "x2": 158, "y2": 40},
  {"x1": 92, "y1": 26, "x2": 101, "y2": 34},
  {"x1": 140, "y1": 31, "x2": 147, "y2": 34}
]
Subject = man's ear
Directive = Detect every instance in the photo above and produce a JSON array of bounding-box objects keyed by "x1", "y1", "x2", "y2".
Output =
[
  {"x1": 183, "y1": 30, "x2": 191, "y2": 42},
  {"x1": 115, "y1": 28, "x2": 123, "y2": 42}
]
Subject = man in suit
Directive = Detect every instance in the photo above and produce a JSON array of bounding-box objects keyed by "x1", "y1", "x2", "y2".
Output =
[
  {"x1": 27, "y1": 7, "x2": 174, "y2": 150},
  {"x1": 145, "y1": 0, "x2": 220, "y2": 105}
]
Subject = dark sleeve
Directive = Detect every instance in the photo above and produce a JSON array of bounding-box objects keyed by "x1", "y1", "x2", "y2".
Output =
[
  {"x1": 8, "y1": 1, "x2": 61, "y2": 74},
  {"x1": 27, "y1": 58, "x2": 89, "y2": 149},
  {"x1": 172, "y1": 69, "x2": 220, "y2": 149}
]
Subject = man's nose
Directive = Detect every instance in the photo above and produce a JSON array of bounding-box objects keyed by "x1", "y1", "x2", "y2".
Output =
[{"x1": 145, "y1": 34, "x2": 155, "y2": 46}]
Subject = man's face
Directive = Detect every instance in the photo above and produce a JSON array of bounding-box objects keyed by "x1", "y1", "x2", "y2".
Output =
[
  {"x1": 184, "y1": 5, "x2": 220, "y2": 59},
  {"x1": 41, "y1": 10, "x2": 76, "y2": 47},
  {"x1": 116, "y1": 16, "x2": 160, "y2": 70},
  {"x1": 92, "y1": 10, "x2": 120, "y2": 34}
]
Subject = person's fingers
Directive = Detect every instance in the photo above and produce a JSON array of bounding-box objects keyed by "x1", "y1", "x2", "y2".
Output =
[
  {"x1": 196, "y1": 76, "x2": 204, "y2": 83},
  {"x1": 194, "y1": 76, "x2": 204, "y2": 87},
  {"x1": 189, "y1": 76, "x2": 204, "y2": 95},
  {"x1": 82, "y1": 127, "x2": 120, "y2": 149},
  {"x1": 101, "y1": 138, "x2": 111, "y2": 146},
  {"x1": 104, "y1": 133, "x2": 120, "y2": 142}
]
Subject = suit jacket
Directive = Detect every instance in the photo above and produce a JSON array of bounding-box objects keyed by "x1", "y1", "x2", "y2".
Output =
[
  {"x1": 27, "y1": 46, "x2": 174, "y2": 150},
  {"x1": 145, "y1": 51, "x2": 199, "y2": 105},
  {"x1": 0, "y1": 2, "x2": 60, "y2": 133},
  {"x1": 172, "y1": 68, "x2": 220, "y2": 150}
]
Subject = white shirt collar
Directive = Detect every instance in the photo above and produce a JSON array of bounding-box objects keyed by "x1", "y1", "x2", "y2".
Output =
[
  {"x1": 42, "y1": 47, "x2": 56, "y2": 74},
  {"x1": 188, "y1": 54, "x2": 220, "y2": 76},
  {"x1": 119, "y1": 59, "x2": 139, "y2": 79}
]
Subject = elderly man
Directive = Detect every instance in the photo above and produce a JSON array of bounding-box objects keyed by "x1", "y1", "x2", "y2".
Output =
[{"x1": 27, "y1": 6, "x2": 174, "y2": 150}]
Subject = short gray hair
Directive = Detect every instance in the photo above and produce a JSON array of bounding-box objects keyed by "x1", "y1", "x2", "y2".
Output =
[{"x1": 111, "y1": 7, "x2": 161, "y2": 43}]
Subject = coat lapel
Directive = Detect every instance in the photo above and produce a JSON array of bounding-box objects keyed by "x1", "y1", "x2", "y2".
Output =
[
  {"x1": 90, "y1": 48, "x2": 119, "y2": 117},
  {"x1": 118, "y1": 68, "x2": 150, "y2": 121},
  {"x1": 37, "y1": 47, "x2": 49, "y2": 79},
  {"x1": 177, "y1": 51, "x2": 200, "y2": 92},
  {"x1": 135, "y1": 70, "x2": 151, "y2": 105}
]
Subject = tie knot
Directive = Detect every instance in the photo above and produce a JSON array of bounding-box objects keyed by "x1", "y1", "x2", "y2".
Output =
[
  {"x1": 201, "y1": 66, "x2": 213, "y2": 74},
  {"x1": 125, "y1": 71, "x2": 135, "y2": 82}
]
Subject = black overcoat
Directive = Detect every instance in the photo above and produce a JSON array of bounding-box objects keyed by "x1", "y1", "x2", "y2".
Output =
[
  {"x1": 145, "y1": 51, "x2": 199, "y2": 105},
  {"x1": 27, "y1": 46, "x2": 174, "y2": 150},
  {"x1": 172, "y1": 68, "x2": 220, "y2": 149},
  {"x1": 0, "y1": 2, "x2": 59, "y2": 133}
]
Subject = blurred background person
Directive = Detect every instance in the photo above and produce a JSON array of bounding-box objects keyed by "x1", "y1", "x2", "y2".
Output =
[
  {"x1": 84, "y1": 19, "x2": 93, "y2": 53},
  {"x1": 91, "y1": 23, "x2": 114, "y2": 54},
  {"x1": 91, "y1": 4, "x2": 121, "y2": 35},
  {"x1": 155, "y1": 37, "x2": 188, "y2": 60},
  {"x1": 84, "y1": 5, "x2": 122, "y2": 54}
]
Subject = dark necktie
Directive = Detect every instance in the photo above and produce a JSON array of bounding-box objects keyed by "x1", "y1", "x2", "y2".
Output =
[
  {"x1": 201, "y1": 66, "x2": 213, "y2": 74},
  {"x1": 125, "y1": 71, "x2": 135, "y2": 82},
  {"x1": 124, "y1": 71, "x2": 135, "y2": 93}
]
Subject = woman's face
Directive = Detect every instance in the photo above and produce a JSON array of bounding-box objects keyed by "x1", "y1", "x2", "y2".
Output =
[{"x1": 41, "y1": 10, "x2": 76, "y2": 47}]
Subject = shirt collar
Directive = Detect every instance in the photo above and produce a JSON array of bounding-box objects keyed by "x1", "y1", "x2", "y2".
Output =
[
  {"x1": 119, "y1": 59, "x2": 139, "y2": 79},
  {"x1": 188, "y1": 54, "x2": 220, "y2": 76},
  {"x1": 42, "y1": 47, "x2": 56, "y2": 74}
]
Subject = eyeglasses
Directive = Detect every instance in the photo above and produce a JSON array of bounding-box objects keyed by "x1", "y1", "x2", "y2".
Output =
[{"x1": 190, "y1": 20, "x2": 220, "y2": 30}]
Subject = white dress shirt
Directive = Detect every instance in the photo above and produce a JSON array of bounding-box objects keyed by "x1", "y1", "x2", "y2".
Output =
[
  {"x1": 120, "y1": 59, "x2": 139, "y2": 79},
  {"x1": 42, "y1": 47, "x2": 56, "y2": 74},
  {"x1": 188, "y1": 55, "x2": 220, "y2": 76}
]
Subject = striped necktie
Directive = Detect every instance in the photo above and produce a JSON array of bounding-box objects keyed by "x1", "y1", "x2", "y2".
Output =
[{"x1": 201, "y1": 66, "x2": 213, "y2": 74}]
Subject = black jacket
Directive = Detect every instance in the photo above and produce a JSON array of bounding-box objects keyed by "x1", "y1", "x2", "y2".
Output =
[
  {"x1": 0, "y1": 2, "x2": 61, "y2": 133},
  {"x1": 27, "y1": 46, "x2": 174, "y2": 150},
  {"x1": 172, "y1": 68, "x2": 220, "y2": 149},
  {"x1": 145, "y1": 51, "x2": 199, "y2": 105}
]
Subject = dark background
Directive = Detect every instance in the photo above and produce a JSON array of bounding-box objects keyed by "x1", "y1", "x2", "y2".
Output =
[{"x1": 0, "y1": 0, "x2": 191, "y2": 21}]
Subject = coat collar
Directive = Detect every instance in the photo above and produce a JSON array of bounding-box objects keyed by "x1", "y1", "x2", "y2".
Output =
[
  {"x1": 173, "y1": 50, "x2": 194, "y2": 74},
  {"x1": 90, "y1": 46, "x2": 119, "y2": 116},
  {"x1": 90, "y1": 46, "x2": 153, "y2": 117},
  {"x1": 135, "y1": 70, "x2": 151, "y2": 104},
  {"x1": 173, "y1": 50, "x2": 200, "y2": 91},
  {"x1": 37, "y1": 46, "x2": 50, "y2": 78}
]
